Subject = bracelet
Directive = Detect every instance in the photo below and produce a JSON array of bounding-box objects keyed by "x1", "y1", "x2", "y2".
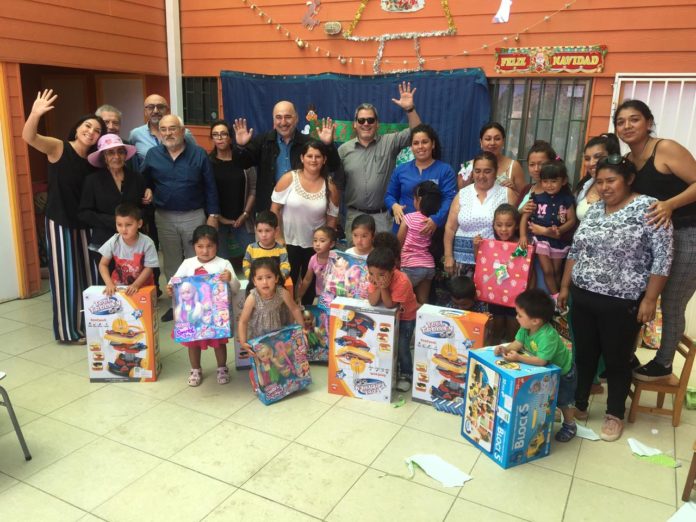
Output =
[
  {"x1": 242, "y1": 211, "x2": 249, "y2": 217},
  {"x1": 405, "y1": 106, "x2": 415, "y2": 113}
]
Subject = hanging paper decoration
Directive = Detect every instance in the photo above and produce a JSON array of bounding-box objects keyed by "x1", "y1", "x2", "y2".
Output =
[
  {"x1": 493, "y1": 0, "x2": 513, "y2": 23},
  {"x1": 381, "y1": 0, "x2": 424, "y2": 13},
  {"x1": 302, "y1": 0, "x2": 321, "y2": 30}
]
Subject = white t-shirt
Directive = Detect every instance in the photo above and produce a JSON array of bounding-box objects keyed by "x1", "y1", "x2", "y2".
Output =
[
  {"x1": 345, "y1": 247, "x2": 369, "y2": 259},
  {"x1": 271, "y1": 171, "x2": 339, "y2": 248},
  {"x1": 170, "y1": 256, "x2": 241, "y2": 294}
]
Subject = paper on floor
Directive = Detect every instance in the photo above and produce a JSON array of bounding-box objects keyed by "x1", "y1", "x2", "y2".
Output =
[
  {"x1": 405, "y1": 454, "x2": 472, "y2": 488},
  {"x1": 668, "y1": 501, "x2": 696, "y2": 521},
  {"x1": 628, "y1": 437, "x2": 663, "y2": 457},
  {"x1": 575, "y1": 424, "x2": 600, "y2": 441}
]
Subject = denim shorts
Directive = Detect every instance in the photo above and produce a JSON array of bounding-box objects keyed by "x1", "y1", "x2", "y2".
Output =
[
  {"x1": 402, "y1": 266, "x2": 435, "y2": 287},
  {"x1": 556, "y1": 363, "x2": 577, "y2": 408}
]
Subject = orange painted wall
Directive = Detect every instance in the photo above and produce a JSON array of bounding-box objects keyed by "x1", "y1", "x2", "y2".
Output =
[
  {"x1": 180, "y1": 0, "x2": 696, "y2": 137},
  {"x1": 0, "y1": 0, "x2": 168, "y2": 75}
]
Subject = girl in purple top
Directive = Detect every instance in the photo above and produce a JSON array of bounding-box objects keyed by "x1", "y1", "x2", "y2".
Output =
[{"x1": 398, "y1": 181, "x2": 441, "y2": 304}]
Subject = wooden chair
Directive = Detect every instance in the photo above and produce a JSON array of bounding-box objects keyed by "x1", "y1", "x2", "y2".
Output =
[
  {"x1": 628, "y1": 335, "x2": 696, "y2": 427},
  {"x1": 0, "y1": 372, "x2": 32, "y2": 461},
  {"x1": 683, "y1": 441, "x2": 696, "y2": 502}
]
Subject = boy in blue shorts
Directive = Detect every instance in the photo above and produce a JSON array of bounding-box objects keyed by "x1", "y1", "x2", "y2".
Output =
[{"x1": 495, "y1": 288, "x2": 577, "y2": 442}]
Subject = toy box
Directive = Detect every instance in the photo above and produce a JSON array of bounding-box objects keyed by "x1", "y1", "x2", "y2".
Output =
[
  {"x1": 461, "y1": 348, "x2": 560, "y2": 469},
  {"x1": 303, "y1": 304, "x2": 329, "y2": 362},
  {"x1": 474, "y1": 240, "x2": 534, "y2": 306},
  {"x1": 327, "y1": 297, "x2": 399, "y2": 403},
  {"x1": 248, "y1": 325, "x2": 312, "y2": 405},
  {"x1": 317, "y1": 251, "x2": 369, "y2": 309},
  {"x1": 83, "y1": 286, "x2": 160, "y2": 382},
  {"x1": 232, "y1": 280, "x2": 252, "y2": 370},
  {"x1": 171, "y1": 273, "x2": 231, "y2": 344},
  {"x1": 412, "y1": 304, "x2": 490, "y2": 415}
]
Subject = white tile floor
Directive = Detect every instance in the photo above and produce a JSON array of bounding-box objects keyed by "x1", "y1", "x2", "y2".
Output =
[{"x1": 0, "y1": 289, "x2": 694, "y2": 521}]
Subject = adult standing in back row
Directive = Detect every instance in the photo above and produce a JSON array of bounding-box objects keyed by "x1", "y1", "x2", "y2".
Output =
[{"x1": 337, "y1": 82, "x2": 422, "y2": 240}]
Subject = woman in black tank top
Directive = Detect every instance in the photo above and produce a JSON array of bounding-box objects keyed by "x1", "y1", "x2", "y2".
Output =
[{"x1": 614, "y1": 99, "x2": 696, "y2": 381}]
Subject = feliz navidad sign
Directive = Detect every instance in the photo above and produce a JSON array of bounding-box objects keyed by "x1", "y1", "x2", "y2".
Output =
[{"x1": 495, "y1": 45, "x2": 607, "y2": 74}]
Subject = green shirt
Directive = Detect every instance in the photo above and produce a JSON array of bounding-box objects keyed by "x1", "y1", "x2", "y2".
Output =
[{"x1": 515, "y1": 323, "x2": 572, "y2": 375}]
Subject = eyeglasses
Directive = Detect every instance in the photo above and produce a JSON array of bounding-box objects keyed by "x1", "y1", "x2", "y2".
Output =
[
  {"x1": 159, "y1": 126, "x2": 180, "y2": 134},
  {"x1": 145, "y1": 104, "x2": 168, "y2": 112},
  {"x1": 356, "y1": 117, "x2": 377, "y2": 125},
  {"x1": 211, "y1": 132, "x2": 229, "y2": 139}
]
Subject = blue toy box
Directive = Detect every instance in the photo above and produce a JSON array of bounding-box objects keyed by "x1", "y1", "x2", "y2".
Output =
[
  {"x1": 461, "y1": 348, "x2": 560, "y2": 469},
  {"x1": 248, "y1": 325, "x2": 312, "y2": 405}
]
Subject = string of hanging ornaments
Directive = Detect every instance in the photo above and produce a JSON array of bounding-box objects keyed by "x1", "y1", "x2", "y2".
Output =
[{"x1": 239, "y1": 0, "x2": 578, "y2": 74}]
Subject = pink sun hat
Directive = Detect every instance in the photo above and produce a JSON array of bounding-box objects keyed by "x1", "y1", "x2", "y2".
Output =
[{"x1": 88, "y1": 134, "x2": 137, "y2": 167}]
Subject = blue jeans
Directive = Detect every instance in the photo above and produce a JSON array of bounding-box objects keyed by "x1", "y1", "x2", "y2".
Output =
[
  {"x1": 397, "y1": 319, "x2": 415, "y2": 376},
  {"x1": 557, "y1": 363, "x2": 577, "y2": 409}
]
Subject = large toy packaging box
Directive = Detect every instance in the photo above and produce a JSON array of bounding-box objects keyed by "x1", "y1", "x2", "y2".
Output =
[
  {"x1": 248, "y1": 325, "x2": 312, "y2": 405},
  {"x1": 461, "y1": 348, "x2": 559, "y2": 469},
  {"x1": 317, "y1": 251, "x2": 369, "y2": 309},
  {"x1": 171, "y1": 273, "x2": 232, "y2": 343},
  {"x1": 474, "y1": 240, "x2": 534, "y2": 306},
  {"x1": 83, "y1": 286, "x2": 160, "y2": 382},
  {"x1": 232, "y1": 280, "x2": 252, "y2": 370},
  {"x1": 328, "y1": 297, "x2": 399, "y2": 403},
  {"x1": 303, "y1": 305, "x2": 329, "y2": 362},
  {"x1": 412, "y1": 305, "x2": 490, "y2": 415}
]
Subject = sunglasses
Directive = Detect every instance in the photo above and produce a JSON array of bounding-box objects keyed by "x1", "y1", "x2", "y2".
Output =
[
  {"x1": 356, "y1": 117, "x2": 377, "y2": 125},
  {"x1": 604, "y1": 153, "x2": 628, "y2": 166}
]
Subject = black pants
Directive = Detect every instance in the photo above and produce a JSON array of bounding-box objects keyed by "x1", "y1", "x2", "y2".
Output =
[
  {"x1": 570, "y1": 285, "x2": 642, "y2": 419},
  {"x1": 286, "y1": 244, "x2": 316, "y2": 305}
]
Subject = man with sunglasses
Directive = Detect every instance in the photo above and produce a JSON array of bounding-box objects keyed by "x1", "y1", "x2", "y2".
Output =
[{"x1": 337, "y1": 82, "x2": 421, "y2": 239}]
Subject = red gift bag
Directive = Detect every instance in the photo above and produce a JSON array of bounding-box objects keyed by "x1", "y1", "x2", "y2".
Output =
[{"x1": 474, "y1": 240, "x2": 534, "y2": 307}]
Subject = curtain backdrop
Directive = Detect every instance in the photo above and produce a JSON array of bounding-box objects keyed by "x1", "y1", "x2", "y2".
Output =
[{"x1": 220, "y1": 69, "x2": 491, "y2": 169}]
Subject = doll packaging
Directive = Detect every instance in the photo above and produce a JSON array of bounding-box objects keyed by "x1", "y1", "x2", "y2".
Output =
[
  {"x1": 317, "y1": 251, "x2": 370, "y2": 309},
  {"x1": 231, "y1": 280, "x2": 252, "y2": 370},
  {"x1": 171, "y1": 273, "x2": 231, "y2": 344},
  {"x1": 83, "y1": 286, "x2": 160, "y2": 382},
  {"x1": 303, "y1": 305, "x2": 329, "y2": 362}
]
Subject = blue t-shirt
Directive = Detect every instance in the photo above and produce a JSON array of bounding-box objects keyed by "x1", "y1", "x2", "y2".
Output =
[{"x1": 530, "y1": 191, "x2": 575, "y2": 247}]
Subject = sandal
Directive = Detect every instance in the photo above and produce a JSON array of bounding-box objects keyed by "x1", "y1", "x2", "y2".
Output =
[
  {"x1": 554, "y1": 422, "x2": 577, "y2": 442},
  {"x1": 188, "y1": 368, "x2": 202, "y2": 387},
  {"x1": 216, "y1": 366, "x2": 230, "y2": 385}
]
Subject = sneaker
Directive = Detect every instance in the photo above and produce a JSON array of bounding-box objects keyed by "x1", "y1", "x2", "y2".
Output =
[
  {"x1": 633, "y1": 359, "x2": 672, "y2": 382},
  {"x1": 600, "y1": 414, "x2": 624, "y2": 442},
  {"x1": 188, "y1": 368, "x2": 202, "y2": 387},
  {"x1": 395, "y1": 377, "x2": 411, "y2": 393},
  {"x1": 555, "y1": 422, "x2": 577, "y2": 442},
  {"x1": 161, "y1": 308, "x2": 174, "y2": 322},
  {"x1": 575, "y1": 408, "x2": 589, "y2": 421},
  {"x1": 216, "y1": 366, "x2": 230, "y2": 385}
]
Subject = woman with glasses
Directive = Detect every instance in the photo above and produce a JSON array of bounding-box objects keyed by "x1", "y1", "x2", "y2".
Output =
[
  {"x1": 612, "y1": 100, "x2": 696, "y2": 382},
  {"x1": 208, "y1": 119, "x2": 256, "y2": 270},
  {"x1": 558, "y1": 156, "x2": 673, "y2": 441}
]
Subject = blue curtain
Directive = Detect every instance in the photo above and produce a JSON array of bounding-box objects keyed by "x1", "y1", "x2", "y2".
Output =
[{"x1": 220, "y1": 69, "x2": 491, "y2": 169}]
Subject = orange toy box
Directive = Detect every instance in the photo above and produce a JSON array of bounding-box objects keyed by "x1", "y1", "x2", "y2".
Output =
[
  {"x1": 328, "y1": 297, "x2": 399, "y2": 403},
  {"x1": 412, "y1": 304, "x2": 490, "y2": 415},
  {"x1": 83, "y1": 286, "x2": 160, "y2": 383}
]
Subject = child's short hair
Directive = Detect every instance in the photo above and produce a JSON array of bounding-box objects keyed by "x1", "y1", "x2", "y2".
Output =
[
  {"x1": 366, "y1": 247, "x2": 396, "y2": 271},
  {"x1": 115, "y1": 203, "x2": 141, "y2": 221},
  {"x1": 415, "y1": 181, "x2": 441, "y2": 217},
  {"x1": 256, "y1": 210, "x2": 278, "y2": 228},
  {"x1": 191, "y1": 225, "x2": 219, "y2": 246},
  {"x1": 448, "y1": 276, "x2": 476, "y2": 300},
  {"x1": 515, "y1": 289, "x2": 554, "y2": 324},
  {"x1": 373, "y1": 231, "x2": 401, "y2": 260},
  {"x1": 314, "y1": 225, "x2": 337, "y2": 243},
  {"x1": 351, "y1": 214, "x2": 376, "y2": 235}
]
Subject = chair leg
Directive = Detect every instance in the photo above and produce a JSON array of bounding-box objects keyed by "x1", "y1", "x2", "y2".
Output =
[
  {"x1": 683, "y1": 452, "x2": 696, "y2": 502},
  {"x1": 0, "y1": 386, "x2": 32, "y2": 461},
  {"x1": 628, "y1": 385, "x2": 641, "y2": 423},
  {"x1": 673, "y1": 391, "x2": 686, "y2": 428},
  {"x1": 657, "y1": 392, "x2": 665, "y2": 409}
]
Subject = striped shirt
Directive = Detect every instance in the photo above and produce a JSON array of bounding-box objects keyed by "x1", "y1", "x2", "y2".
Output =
[
  {"x1": 401, "y1": 212, "x2": 434, "y2": 268},
  {"x1": 243, "y1": 241, "x2": 291, "y2": 280}
]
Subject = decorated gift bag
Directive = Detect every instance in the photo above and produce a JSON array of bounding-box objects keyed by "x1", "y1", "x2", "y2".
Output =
[
  {"x1": 171, "y1": 274, "x2": 232, "y2": 343},
  {"x1": 317, "y1": 251, "x2": 370, "y2": 309},
  {"x1": 248, "y1": 325, "x2": 312, "y2": 404},
  {"x1": 641, "y1": 296, "x2": 663, "y2": 349},
  {"x1": 474, "y1": 240, "x2": 534, "y2": 307},
  {"x1": 303, "y1": 305, "x2": 329, "y2": 362}
]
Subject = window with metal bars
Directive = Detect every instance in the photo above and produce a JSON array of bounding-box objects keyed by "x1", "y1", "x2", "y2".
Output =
[
  {"x1": 488, "y1": 77, "x2": 592, "y2": 185},
  {"x1": 182, "y1": 77, "x2": 219, "y2": 125}
]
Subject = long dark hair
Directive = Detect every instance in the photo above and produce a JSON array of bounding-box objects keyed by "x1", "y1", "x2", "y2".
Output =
[
  {"x1": 301, "y1": 140, "x2": 332, "y2": 212},
  {"x1": 208, "y1": 119, "x2": 231, "y2": 158},
  {"x1": 613, "y1": 99, "x2": 655, "y2": 130},
  {"x1": 68, "y1": 115, "x2": 106, "y2": 153},
  {"x1": 479, "y1": 122, "x2": 506, "y2": 140},
  {"x1": 410, "y1": 123, "x2": 442, "y2": 160},
  {"x1": 575, "y1": 133, "x2": 621, "y2": 195}
]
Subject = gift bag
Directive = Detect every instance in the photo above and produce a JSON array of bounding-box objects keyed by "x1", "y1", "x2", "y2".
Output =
[
  {"x1": 248, "y1": 325, "x2": 312, "y2": 404},
  {"x1": 317, "y1": 251, "x2": 370, "y2": 309},
  {"x1": 641, "y1": 296, "x2": 663, "y2": 350},
  {"x1": 171, "y1": 274, "x2": 232, "y2": 343},
  {"x1": 303, "y1": 305, "x2": 329, "y2": 362},
  {"x1": 474, "y1": 240, "x2": 534, "y2": 307}
]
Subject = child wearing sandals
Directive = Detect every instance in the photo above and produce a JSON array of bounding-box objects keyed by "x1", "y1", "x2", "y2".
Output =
[
  {"x1": 168, "y1": 225, "x2": 241, "y2": 387},
  {"x1": 495, "y1": 289, "x2": 577, "y2": 442}
]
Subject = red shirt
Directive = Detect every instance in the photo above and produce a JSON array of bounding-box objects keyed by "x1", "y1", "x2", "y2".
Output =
[{"x1": 368, "y1": 269, "x2": 418, "y2": 321}]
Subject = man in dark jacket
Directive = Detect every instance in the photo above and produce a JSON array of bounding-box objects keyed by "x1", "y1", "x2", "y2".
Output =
[{"x1": 232, "y1": 101, "x2": 340, "y2": 213}]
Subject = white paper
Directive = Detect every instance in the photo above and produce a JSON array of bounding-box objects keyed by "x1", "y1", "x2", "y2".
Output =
[
  {"x1": 493, "y1": 0, "x2": 512, "y2": 23},
  {"x1": 575, "y1": 424, "x2": 600, "y2": 441},
  {"x1": 627, "y1": 437, "x2": 663, "y2": 457},
  {"x1": 405, "y1": 454, "x2": 472, "y2": 488},
  {"x1": 668, "y1": 502, "x2": 696, "y2": 522}
]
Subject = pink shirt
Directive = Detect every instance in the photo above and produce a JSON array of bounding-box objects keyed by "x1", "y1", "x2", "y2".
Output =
[
  {"x1": 401, "y1": 212, "x2": 434, "y2": 269},
  {"x1": 308, "y1": 253, "x2": 329, "y2": 294}
]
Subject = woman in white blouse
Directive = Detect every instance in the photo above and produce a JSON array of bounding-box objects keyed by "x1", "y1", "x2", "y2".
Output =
[
  {"x1": 271, "y1": 141, "x2": 339, "y2": 304},
  {"x1": 444, "y1": 151, "x2": 516, "y2": 276}
]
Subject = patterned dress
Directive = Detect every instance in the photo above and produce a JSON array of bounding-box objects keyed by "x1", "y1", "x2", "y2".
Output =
[{"x1": 247, "y1": 287, "x2": 290, "y2": 340}]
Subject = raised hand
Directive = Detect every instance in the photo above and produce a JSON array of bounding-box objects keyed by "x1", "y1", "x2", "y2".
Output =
[
  {"x1": 317, "y1": 117, "x2": 336, "y2": 145},
  {"x1": 233, "y1": 118, "x2": 254, "y2": 147},
  {"x1": 31, "y1": 89, "x2": 58, "y2": 117},
  {"x1": 391, "y1": 81, "x2": 416, "y2": 111}
]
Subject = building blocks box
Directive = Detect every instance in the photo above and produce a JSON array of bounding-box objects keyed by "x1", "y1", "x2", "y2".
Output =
[
  {"x1": 412, "y1": 304, "x2": 490, "y2": 415},
  {"x1": 328, "y1": 297, "x2": 399, "y2": 403},
  {"x1": 83, "y1": 286, "x2": 160, "y2": 382},
  {"x1": 461, "y1": 348, "x2": 560, "y2": 469}
]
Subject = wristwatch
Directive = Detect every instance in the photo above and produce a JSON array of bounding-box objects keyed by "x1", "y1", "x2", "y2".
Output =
[{"x1": 405, "y1": 106, "x2": 416, "y2": 113}]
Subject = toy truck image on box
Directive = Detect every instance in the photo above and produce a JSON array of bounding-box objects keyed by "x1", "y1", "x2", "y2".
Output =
[
  {"x1": 83, "y1": 286, "x2": 160, "y2": 383},
  {"x1": 461, "y1": 348, "x2": 559, "y2": 469},
  {"x1": 328, "y1": 297, "x2": 398, "y2": 403},
  {"x1": 412, "y1": 305, "x2": 490, "y2": 415}
]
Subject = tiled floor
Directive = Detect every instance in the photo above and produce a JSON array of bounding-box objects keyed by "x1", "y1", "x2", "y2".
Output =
[{"x1": 0, "y1": 290, "x2": 694, "y2": 521}]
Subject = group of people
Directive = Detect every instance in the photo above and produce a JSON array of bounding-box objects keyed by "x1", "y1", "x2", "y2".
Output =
[{"x1": 23, "y1": 83, "x2": 696, "y2": 443}]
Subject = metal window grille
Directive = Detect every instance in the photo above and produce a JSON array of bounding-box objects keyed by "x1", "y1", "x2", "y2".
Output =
[{"x1": 182, "y1": 77, "x2": 219, "y2": 125}]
